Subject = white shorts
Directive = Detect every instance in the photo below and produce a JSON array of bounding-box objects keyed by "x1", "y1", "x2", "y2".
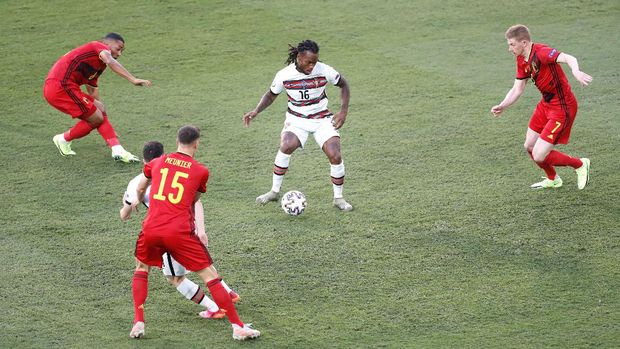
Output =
[
  {"x1": 282, "y1": 113, "x2": 340, "y2": 149},
  {"x1": 162, "y1": 252, "x2": 188, "y2": 276}
]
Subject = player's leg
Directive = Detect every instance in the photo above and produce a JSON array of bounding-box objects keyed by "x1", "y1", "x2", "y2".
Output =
[
  {"x1": 525, "y1": 104, "x2": 561, "y2": 188},
  {"x1": 169, "y1": 234, "x2": 259, "y2": 340},
  {"x1": 525, "y1": 128, "x2": 561, "y2": 189},
  {"x1": 210, "y1": 266, "x2": 240, "y2": 302},
  {"x1": 529, "y1": 137, "x2": 565, "y2": 189},
  {"x1": 256, "y1": 128, "x2": 304, "y2": 204},
  {"x1": 195, "y1": 266, "x2": 260, "y2": 340},
  {"x1": 317, "y1": 118, "x2": 352, "y2": 211},
  {"x1": 221, "y1": 282, "x2": 240, "y2": 303},
  {"x1": 537, "y1": 103, "x2": 590, "y2": 189},
  {"x1": 130, "y1": 259, "x2": 150, "y2": 339},
  {"x1": 45, "y1": 82, "x2": 100, "y2": 156},
  {"x1": 161, "y1": 253, "x2": 224, "y2": 319},
  {"x1": 130, "y1": 231, "x2": 163, "y2": 339},
  {"x1": 322, "y1": 136, "x2": 352, "y2": 211},
  {"x1": 90, "y1": 100, "x2": 139, "y2": 162}
]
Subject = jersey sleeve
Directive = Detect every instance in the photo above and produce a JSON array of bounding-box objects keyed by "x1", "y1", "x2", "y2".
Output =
[
  {"x1": 322, "y1": 63, "x2": 341, "y2": 85},
  {"x1": 270, "y1": 71, "x2": 284, "y2": 94},
  {"x1": 537, "y1": 45, "x2": 561, "y2": 64},
  {"x1": 91, "y1": 41, "x2": 111, "y2": 56},
  {"x1": 198, "y1": 167, "x2": 209, "y2": 193},
  {"x1": 143, "y1": 161, "x2": 153, "y2": 179},
  {"x1": 124, "y1": 181, "x2": 137, "y2": 205}
]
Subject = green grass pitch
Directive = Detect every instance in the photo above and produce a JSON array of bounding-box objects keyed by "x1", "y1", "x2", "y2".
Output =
[{"x1": 0, "y1": 0, "x2": 618, "y2": 348}]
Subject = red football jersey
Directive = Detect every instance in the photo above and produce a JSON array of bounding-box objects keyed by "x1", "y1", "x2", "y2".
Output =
[
  {"x1": 46, "y1": 41, "x2": 110, "y2": 87},
  {"x1": 142, "y1": 152, "x2": 209, "y2": 234},
  {"x1": 516, "y1": 43, "x2": 575, "y2": 105}
]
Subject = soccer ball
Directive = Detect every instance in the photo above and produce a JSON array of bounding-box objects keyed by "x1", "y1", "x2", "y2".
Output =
[{"x1": 280, "y1": 190, "x2": 307, "y2": 216}]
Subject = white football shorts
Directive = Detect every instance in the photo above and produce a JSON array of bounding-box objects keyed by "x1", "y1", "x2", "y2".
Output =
[
  {"x1": 282, "y1": 113, "x2": 340, "y2": 149},
  {"x1": 161, "y1": 252, "x2": 188, "y2": 276}
]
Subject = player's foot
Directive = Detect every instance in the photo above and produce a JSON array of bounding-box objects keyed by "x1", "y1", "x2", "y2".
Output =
[
  {"x1": 333, "y1": 197, "x2": 353, "y2": 211},
  {"x1": 52, "y1": 134, "x2": 76, "y2": 156},
  {"x1": 129, "y1": 321, "x2": 145, "y2": 339},
  {"x1": 232, "y1": 323, "x2": 261, "y2": 340},
  {"x1": 256, "y1": 191, "x2": 279, "y2": 204},
  {"x1": 112, "y1": 150, "x2": 140, "y2": 163},
  {"x1": 530, "y1": 176, "x2": 563, "y2": 189},
  {"x1": 575, "y1": 158, "x2": 590, "y2": 190},
  {"x1": 199, "y1": 308, "x2": 226, "y2": 319},
  {"x1": 229, "y1": 290, "x2": 240, "y2": 303}
]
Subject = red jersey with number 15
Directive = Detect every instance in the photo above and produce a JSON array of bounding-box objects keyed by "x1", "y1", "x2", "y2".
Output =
[
  {"x1": 46, "y1": 41, "x2": 110, "y2": 87},
  {"x1": 142, "y1": 152, "x2": 209, "y2": 235},
  {"x1": 515, "y1": 43, "x2": 575, "y2": 106}
]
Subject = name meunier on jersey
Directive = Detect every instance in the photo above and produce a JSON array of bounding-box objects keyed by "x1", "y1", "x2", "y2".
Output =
[
  {"x1": 165, "y1": 156, "x2": 192, "y2": 169},
  {"x1": 270, "y1": 62, "x2": 341, "y2": 119}
]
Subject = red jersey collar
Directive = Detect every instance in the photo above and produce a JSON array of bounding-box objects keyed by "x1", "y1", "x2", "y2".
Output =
[
  {"x1": 175, "y1": 151, "x2": 193, "y2": 158},
  {"x1": 524, "y1": 43, "x2": 536, "y2": 63}
]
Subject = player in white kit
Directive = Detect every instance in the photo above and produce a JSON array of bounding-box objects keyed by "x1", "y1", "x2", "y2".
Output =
[
  {"x1": 243, "y1": 40, "x2": 353, "y2": 211},
  {"x1": 120, "y1": 141, "x2": 239, "y2": 320}
]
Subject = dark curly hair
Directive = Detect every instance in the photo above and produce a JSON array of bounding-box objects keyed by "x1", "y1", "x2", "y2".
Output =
[{"x1": 286, "y1": 40, "x2": 319, "y2": 65}]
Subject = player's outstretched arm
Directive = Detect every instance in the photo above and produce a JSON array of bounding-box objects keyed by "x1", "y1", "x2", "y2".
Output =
[
  {"x1": 99, "y1": 50, "x2": 152, "y2": 87},
  {"x1": 331, "y1": 76, "x2": 350, "y2": 130},
  {"x1": 193, "y1": 199, "x2": 208, "y2": 246},
  {"x1": 243, "y1": 91, "x2": 278, "y2": 127},
  {"x1": 557, "y1": 53, "x2": 592, "y2": 86},
  {"x1": 491, "y1": 79, "x2": 527, "y2": 117},
  {"x1": 120, "y1": 202, "x2": 134, "y2": 221},
  {"x1": 135, "y1": 175, "x2": 151, "y2": 204}
]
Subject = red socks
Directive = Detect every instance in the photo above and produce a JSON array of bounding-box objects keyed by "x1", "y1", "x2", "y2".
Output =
[
  {"x1": 132, "y1": 270, "x2": 149, "y2": 323},
  {"x1": 64, "y1": 120, "x2": 94, "y2": 141},
  {"x1": 528, "y1": 150, "x2": 557, "y2": 179},
  {"x1": 96, "y1": 113, "x2": 120, "y2": 147},
  {"x1": 544, "y1": 150, "x2": 583, "y2": 169},
  {"x1": 63, "y1": 112, "x2": 119, "y2": 147},
  {"x1": 529, "y1": 150, "x2": 583, "y2": 179},
  {"x1": 207, "y1": 278, "x2": 243, "y2": 326}
]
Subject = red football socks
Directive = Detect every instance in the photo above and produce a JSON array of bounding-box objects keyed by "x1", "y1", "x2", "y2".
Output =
[
  {"x1": 132, "y1": 270, "x2": 149, "y2": 323},
  {"x1": 96, "y1": 113, "x2": 120, "y2": 147},
  {"x1": 64, "y1": 120, "x2": 94, "y2": 141},
  {"x1": 544, "y1": 150, "x2": 583, "y2": 169},
  {"x1": 207, "y1": 278, "x2": 243, "y2": 327},
  {"x1": 528, "y1": 150, "x2": 557, "y2": 179}
]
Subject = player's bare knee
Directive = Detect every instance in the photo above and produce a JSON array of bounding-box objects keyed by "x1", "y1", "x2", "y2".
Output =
[
  {"x1": 328, "y1": 153, "x2": 342, "y2": 164},
  {"x1": 532, "y1": 151, "x2": 547, "y2": 163},
  {"x1": 134, "y1": 258, "x2": 150, "y2": 271},
  {"x1": 196, "y1": 265, "x2": 219, "y2": 283},
  {"x1": 280, "y1": 140, "x2": 298, "y2": 154},
  {"x1": 84, "y1": 110, "x2": 104, "y2": 127},
  {"x1": 93, "y1": 99, "x2": 106, "y2": 113}
]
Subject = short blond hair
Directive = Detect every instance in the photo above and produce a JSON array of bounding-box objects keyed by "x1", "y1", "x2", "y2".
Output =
[{"x1": 505, "y1": 24, "x2": 531, "y2": 41}]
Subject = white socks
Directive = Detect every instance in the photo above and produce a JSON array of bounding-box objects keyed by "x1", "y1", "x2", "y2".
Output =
[
  {"x1": 56, "y1": 134, "x2": 69, "y2": 144},
  {"x1": 271, "y1": 150, "x2": 291, "y2": 193},
  {"x1": 111, "y1": 145, "x2": 125, "y2": 156},
  {"x1": 176, "y1": 278, "x2": 218, "y2": 312},
  {"x1": 330, "y1": 162, "x2": 345, "y2": 199}
]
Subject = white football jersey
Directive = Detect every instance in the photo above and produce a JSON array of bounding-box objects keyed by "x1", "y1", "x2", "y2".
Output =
[
  {"x1": 123, "y1": 174, "x2": 151, "y2": 208},
  {"x1": 270, "y1": 62, "x2": 341, "y2": 118}
]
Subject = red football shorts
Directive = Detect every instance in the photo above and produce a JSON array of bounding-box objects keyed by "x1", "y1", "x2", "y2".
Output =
[
  {"x1": 134, "y1": 230, "x2": 213, "y2": 272},
  {"x1": 528, "y1": 99, "x2": 578, "y2": 145},
  {"x1": 43, "y1": 79, "x2": 97, "y2": 119}
]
